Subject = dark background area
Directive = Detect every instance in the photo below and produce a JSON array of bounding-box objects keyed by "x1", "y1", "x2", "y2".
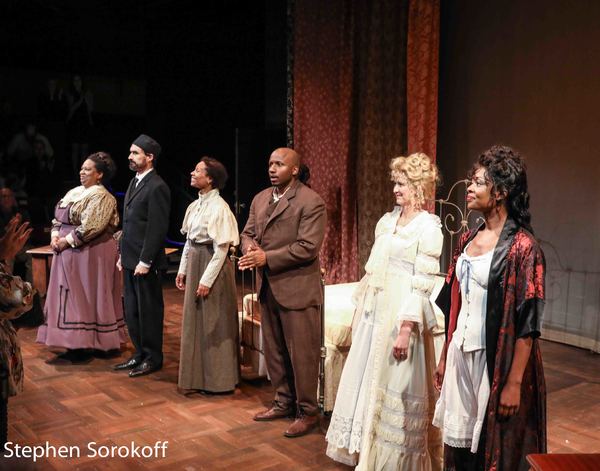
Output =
[
  {"x1": 436, "y1": 0, "x2": 600, "y2": 273},
  {"x1": 0, "y1": 0, "x2": 288, "y2": 243},
  {"x1": 436, "y1": 0, "x2": 600, "y2": 342}
]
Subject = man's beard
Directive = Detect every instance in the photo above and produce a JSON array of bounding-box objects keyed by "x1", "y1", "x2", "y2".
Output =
[{"x1": 129, "y1": 161, "x2": 138, "y2": 171}]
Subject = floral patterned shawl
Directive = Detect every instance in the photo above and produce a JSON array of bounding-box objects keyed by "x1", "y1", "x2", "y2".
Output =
[{"x1": 0, "y1": 263, "x2": 34, "y2": 396}]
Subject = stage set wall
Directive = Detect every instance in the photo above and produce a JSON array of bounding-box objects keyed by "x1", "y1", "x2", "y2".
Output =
[{"x1": 437, "y1": 0, "x2": 600, "y2": 351}]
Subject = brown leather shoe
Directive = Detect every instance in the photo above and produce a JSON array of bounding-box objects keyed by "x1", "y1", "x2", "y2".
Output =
[
  {"x1": 284, "y1": 414, "x2": 318, "y2": 438},
  {"x1": 253, "y1": 405, "x2": 296, "y2": 421}
]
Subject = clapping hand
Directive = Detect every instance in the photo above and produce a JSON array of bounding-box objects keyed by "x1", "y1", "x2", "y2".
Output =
[{"x1": 0, "y1": 214, "x2": 32, "y2": 261}]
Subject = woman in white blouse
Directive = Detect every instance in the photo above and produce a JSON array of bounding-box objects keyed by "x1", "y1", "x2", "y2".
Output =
[
  {"x1": 37, "y1": 152, "x2": 125, "y2": 363},
  {"x1": 175, "y1": 157, "x2": 240, "y2": 395},
  {"x1": 326, "y1": 153, "x2": 443, "y2": 470}
]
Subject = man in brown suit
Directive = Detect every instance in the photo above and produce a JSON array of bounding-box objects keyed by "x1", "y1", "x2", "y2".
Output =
[{"x1": 239, "y1": 147, "x2": 326, "y2": 438}]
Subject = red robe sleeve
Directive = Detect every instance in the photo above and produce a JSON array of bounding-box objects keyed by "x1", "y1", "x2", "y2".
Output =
[{"x1": 514, "y1": 236, "x2": 546, "y2": 339}]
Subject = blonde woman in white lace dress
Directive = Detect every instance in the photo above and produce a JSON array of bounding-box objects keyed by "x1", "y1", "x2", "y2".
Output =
[{"x1": 326, "y1": 153, "x2": 443, "y2": 470}]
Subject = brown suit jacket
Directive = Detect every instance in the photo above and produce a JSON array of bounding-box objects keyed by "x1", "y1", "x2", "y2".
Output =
[{"x1": 241, "y1": 181, "x2": 326, "y2": 310}]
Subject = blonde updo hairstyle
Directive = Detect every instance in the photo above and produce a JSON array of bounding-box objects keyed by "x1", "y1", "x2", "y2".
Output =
[{"x1": 390, "y1": 152, "x2": 439, "y2": 209}]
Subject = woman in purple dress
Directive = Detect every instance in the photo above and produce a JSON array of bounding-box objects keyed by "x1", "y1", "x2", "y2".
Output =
[{"x1": 37, "y1": 152, "x2": 126, "y2": 363}]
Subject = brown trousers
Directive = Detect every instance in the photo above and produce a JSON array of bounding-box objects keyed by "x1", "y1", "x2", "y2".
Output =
[{"x1": 260, "y1": 280, "x2": 321, "y2": 416}]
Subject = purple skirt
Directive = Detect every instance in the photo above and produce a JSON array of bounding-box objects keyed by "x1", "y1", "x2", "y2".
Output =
[{"x1": 37, "y1": 211, "x2": 126, "y2": 351}]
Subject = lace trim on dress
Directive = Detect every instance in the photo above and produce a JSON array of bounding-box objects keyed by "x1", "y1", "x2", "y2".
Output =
[
  {"x1": 369, "y1": 387, "x2": 435, "y2": 452},
  {"x1": 378, "y1": 403, "x2": 431, "y2": 432},
  {"x1": 58, "y1": 184, "x2": 100, "y2": 207},
  {"x1": 443, "y1": 436, "x2": 473, "y2": 449},
  {"x1": 375, "y1": 386, "x2": 429, "y2": 411},
  {"x1": 325, "y1": 412, "x2": 364, "y2": 454},
  {"x1": 364, "y1": 439, "x2": 439, "y2": 471},
  {"x1": 437, "y1": 410, "x2": 485, "y2": 453},
  {"x1": 375, "y1": 438, "x2": 435, "y2": 457},
  {"x1": 374, "y1": 423, "x2": 430, "y2": 454}
]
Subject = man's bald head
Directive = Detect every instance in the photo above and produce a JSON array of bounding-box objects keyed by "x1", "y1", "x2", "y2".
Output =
[
  {"x1": 268, "y1": 148, "x2": 301, "y2": 190},
  {"x1": 272, "y1": 147, "x2": 301, "y2": 167}
]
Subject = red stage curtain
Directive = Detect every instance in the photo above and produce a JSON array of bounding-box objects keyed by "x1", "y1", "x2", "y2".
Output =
[
  {"x1": 293, "y1": 0, "x2": 358, "y2": 283},
  {"x1": 407, "y1": 0, "x2": 440, "y2": 160},
  {"x1": 293, "y1": 0, "x2": 439, "y2": 283},
  {"x1": 354, "y1": 0, "x2": 409, "y2": 273}
]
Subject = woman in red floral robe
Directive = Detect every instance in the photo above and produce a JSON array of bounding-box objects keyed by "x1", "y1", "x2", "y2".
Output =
[{"x1": 433, "y1": 145, "x2": 546, "y2": 471}]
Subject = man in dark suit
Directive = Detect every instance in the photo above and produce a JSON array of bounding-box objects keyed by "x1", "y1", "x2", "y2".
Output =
[
  {"x1": 114, "y1": 134, "x2": 171, "y2": 377},
  {"x1": 239, "y1": 148, "x2": 326, "y2": 437}
]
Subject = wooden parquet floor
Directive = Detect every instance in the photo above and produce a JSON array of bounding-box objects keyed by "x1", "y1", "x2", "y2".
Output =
[{"x1": 3, "y1": 282, "x2": 600, "y2": 470}]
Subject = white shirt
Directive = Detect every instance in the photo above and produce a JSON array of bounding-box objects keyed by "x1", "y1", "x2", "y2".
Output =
[
  {"x1": 135, "y1": 167, "x2": 154, "y2": 186},
  {"x1": 452, "y1": 242, "x2": 493, "y2": 352},
  {"x1": 177, "y1": 189, "x2": 239, "y2": 288}
]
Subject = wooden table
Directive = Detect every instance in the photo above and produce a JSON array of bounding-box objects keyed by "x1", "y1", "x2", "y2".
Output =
[
  {"x1": 26, "y1": 245, "x2": 179, "y2": 300},
  {"x1": 26, "y1": 245, "x2": 54, "y2": 298},
  {"x1": 527, "y1": 453, "x2": 600, "y2": 471}
]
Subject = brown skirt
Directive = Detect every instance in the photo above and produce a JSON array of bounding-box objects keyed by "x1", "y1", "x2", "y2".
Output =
[{"x1": 178, "y1": 243, "x2": 239, "y2": 392}]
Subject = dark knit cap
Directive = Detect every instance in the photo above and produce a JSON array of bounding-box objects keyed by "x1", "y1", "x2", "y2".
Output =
[{"x1": 132, "y1": 134, "x2": 161, "y2": 157}]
